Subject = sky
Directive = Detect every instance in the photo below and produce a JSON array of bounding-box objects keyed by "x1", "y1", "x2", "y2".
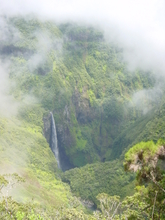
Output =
[{"x1": 0, "y1": 0, "x2": 165, "y2": 74}]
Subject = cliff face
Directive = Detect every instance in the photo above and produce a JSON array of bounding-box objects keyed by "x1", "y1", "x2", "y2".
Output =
[{"x1": 43, "y1": 113, "x2": 51, "y2": 144}]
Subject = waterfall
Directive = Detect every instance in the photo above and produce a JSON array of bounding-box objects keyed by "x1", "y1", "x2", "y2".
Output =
[{"x1": 50, "y1": 112, "x2": 61, "y2": 169}]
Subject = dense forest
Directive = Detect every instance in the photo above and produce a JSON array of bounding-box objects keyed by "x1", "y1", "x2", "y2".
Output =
[{"x1": 0, "y1": 16, "x2": 165, "y2": 219}]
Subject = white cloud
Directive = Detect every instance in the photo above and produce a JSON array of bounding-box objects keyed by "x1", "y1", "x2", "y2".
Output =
[
  {"x1": 0, "y1": 62, "x2": 20, "y2": 117},
  {"x1": 0, "y1": 0, "x2": 165, "y2": 75},
  {"x1": 130, "y1": 85, "x2": 163, "y2": 114}
]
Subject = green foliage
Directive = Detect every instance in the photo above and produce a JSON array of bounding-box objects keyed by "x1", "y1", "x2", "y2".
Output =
[
  {"x1": 124, "y1": 140, "x2": 158, "y2": 166},
  {"x1": 0, "y1": 175, "x2": 8, "y2": 187},
  {"x1": 62, "y1": 160, "x2": 135, "y2": 205},
  {"x1": 2, "y1": 16, "x2": 165, "y2": 219},
  {"x1": 0, "y1": 110, "x2": 73, "y2": 211},
  {"x1": 0, "y1": 182, "x2": 94, "y2": 220},
  {"x1": 87, "y1": 89, "x2": 96, "y2": 106},
  {"x1": 121, "y1": 187, "x2": 150, "y2": 220},
  {"x1": 6, "y1": 16, "x2": 158, "y2": 167},
  {"x1": 93, "y1": 190, "x2": 151, "y2": 220},
  {"x1": 95, "y1": 193, "x2": 121, "y2": 219},
  {"x1": 124, "y1": 140, "x2": 165, "y2": 219}
]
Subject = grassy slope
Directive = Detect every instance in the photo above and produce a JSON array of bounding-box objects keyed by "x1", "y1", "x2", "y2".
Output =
[{"x1": 0, "y1": 108, "x2": 71, "y2": 208}]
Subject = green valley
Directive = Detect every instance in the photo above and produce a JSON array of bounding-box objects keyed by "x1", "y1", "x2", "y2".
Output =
[{"x1": 0, "y1": 15, "x2": 165, "y2": 219}]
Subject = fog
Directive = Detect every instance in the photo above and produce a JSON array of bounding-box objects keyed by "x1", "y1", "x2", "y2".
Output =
[
  {"x1": 0, "y1": 0, "x2": 164, "y2": 189},
  {"x1": 0, "y1": 1, "x2": 164, "y2": 203},
  {"x1": 0, "y1": 0, "x2": 165, "y2": 114},
  {"x1": 130, "y1": 85, "x2": 163, "y2": 114},
  {"x1": 1, "y1": 0, "x2": 165, "y2": 75},
  {"x1": 27, "y1": 32, "x2": 63, "y2": 72},
  {"x1": 0, "y1": 62, "x2": 20, "y2": 117}
]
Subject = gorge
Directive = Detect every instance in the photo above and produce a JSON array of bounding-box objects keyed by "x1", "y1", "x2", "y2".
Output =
[{"x1": 0, "y1": 9, "x2": 165, "y2": 219}]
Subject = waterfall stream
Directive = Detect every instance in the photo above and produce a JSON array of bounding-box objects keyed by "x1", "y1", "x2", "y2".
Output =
[{"x1": 50, "y1": 112, "x2": 61, "y2": 169}]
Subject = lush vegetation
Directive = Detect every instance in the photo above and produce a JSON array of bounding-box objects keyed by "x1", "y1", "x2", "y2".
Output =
[
  {"x1": 62, "y1": 160, "x2": 135, "y2": 205},
  {"x1": 6, "y1": 16, "x2": 158, "y2": 168},
  {"x1": 0, "y1": 15, "x2": 165, "y2": 219},
  {"x1": 1, "y1": 139, "x2": 165, "y2": 219},
  {"x1": 0, "y1": 109, "x2": 75, "y2": 210},
  {"x1": 123, "y1": 140, "x2": 165, "y2": 219}
]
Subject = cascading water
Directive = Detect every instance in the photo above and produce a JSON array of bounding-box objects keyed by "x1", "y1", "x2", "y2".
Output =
[{"x1": 50, "y1": 112, "x2": 61, "y2": 169}]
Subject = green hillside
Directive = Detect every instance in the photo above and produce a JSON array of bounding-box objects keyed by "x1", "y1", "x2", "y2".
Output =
[
  {"x1": 0, "y1": 107, "x2": 72, "y2": 205},
  {"x1": 61, "y1": 160, "x2": 135, "y2": 205},
  {"x1": 0, "y1": 15, "x2": 165, "y2": 219},
  {"x1": 6, "y1": 16, "x2": 157, "y2": 168}
]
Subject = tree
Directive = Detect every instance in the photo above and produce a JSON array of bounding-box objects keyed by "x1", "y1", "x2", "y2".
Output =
[
  {"x1": 124, "y1": 140, "x2": 165, "y2": 219},
  {"x1": 94, "y1": 193, "x2": 122, "y2": 220}
]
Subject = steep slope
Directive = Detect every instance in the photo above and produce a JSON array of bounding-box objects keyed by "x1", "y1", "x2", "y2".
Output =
[
  {"x1": 0, "y1": 106, "x2": 71, "y2": 208},
  {"x1": 1, "y1": 15, "x2": 165, "y2": 215},
  {"x1": 3, "y1": 16, "x2": 157, "y2": 169},
  {"x1": 110, "y1": 95, "x2": 165, "y2": 160}
]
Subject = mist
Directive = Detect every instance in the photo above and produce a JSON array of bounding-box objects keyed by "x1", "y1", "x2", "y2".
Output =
[
  {"x1": 0, "y1": 0, "x2": 165, "y2": 116},
  {"x1": 130, "y1": 85, "x2": 163, "y2": 114},
  {"x1": 27, "y1": 32, "x2": 63, "y2": 72},
  {"x1": 0, "y1": 62, "x2": 20, "y2": 117},
  {"x1": 0, "y1": 2, "x2": 165, "y2": 211},
  {"x1": 0, "y1": 0, "x2": 165, "y2": 75},
  {"x1": 0, "y1": 0, "x2": 164, "y2": 205}
]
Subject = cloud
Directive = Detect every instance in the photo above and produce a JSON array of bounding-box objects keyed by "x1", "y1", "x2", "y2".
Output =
[
  {"x1": 0, "y1": 15, "x2": 20, "y2": 45},
  {"x1": 27, "y1": 32, "x2": 62, "y2": 72},
  {"x1": 0, "y1": 0, "x2": 165, "y2": 115},
  {"x1": 0, "y1": 0, "x2": 165, "y2": 75},
  {"x1": 0, "y1": 62, "x2": 20, "y2": 117},
  {"x1": 130, "y1": 85, "x2": 163, "y2": 114},
  {"x1": 27, "y1": 33, "x2": 52, "y2": 72}
]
